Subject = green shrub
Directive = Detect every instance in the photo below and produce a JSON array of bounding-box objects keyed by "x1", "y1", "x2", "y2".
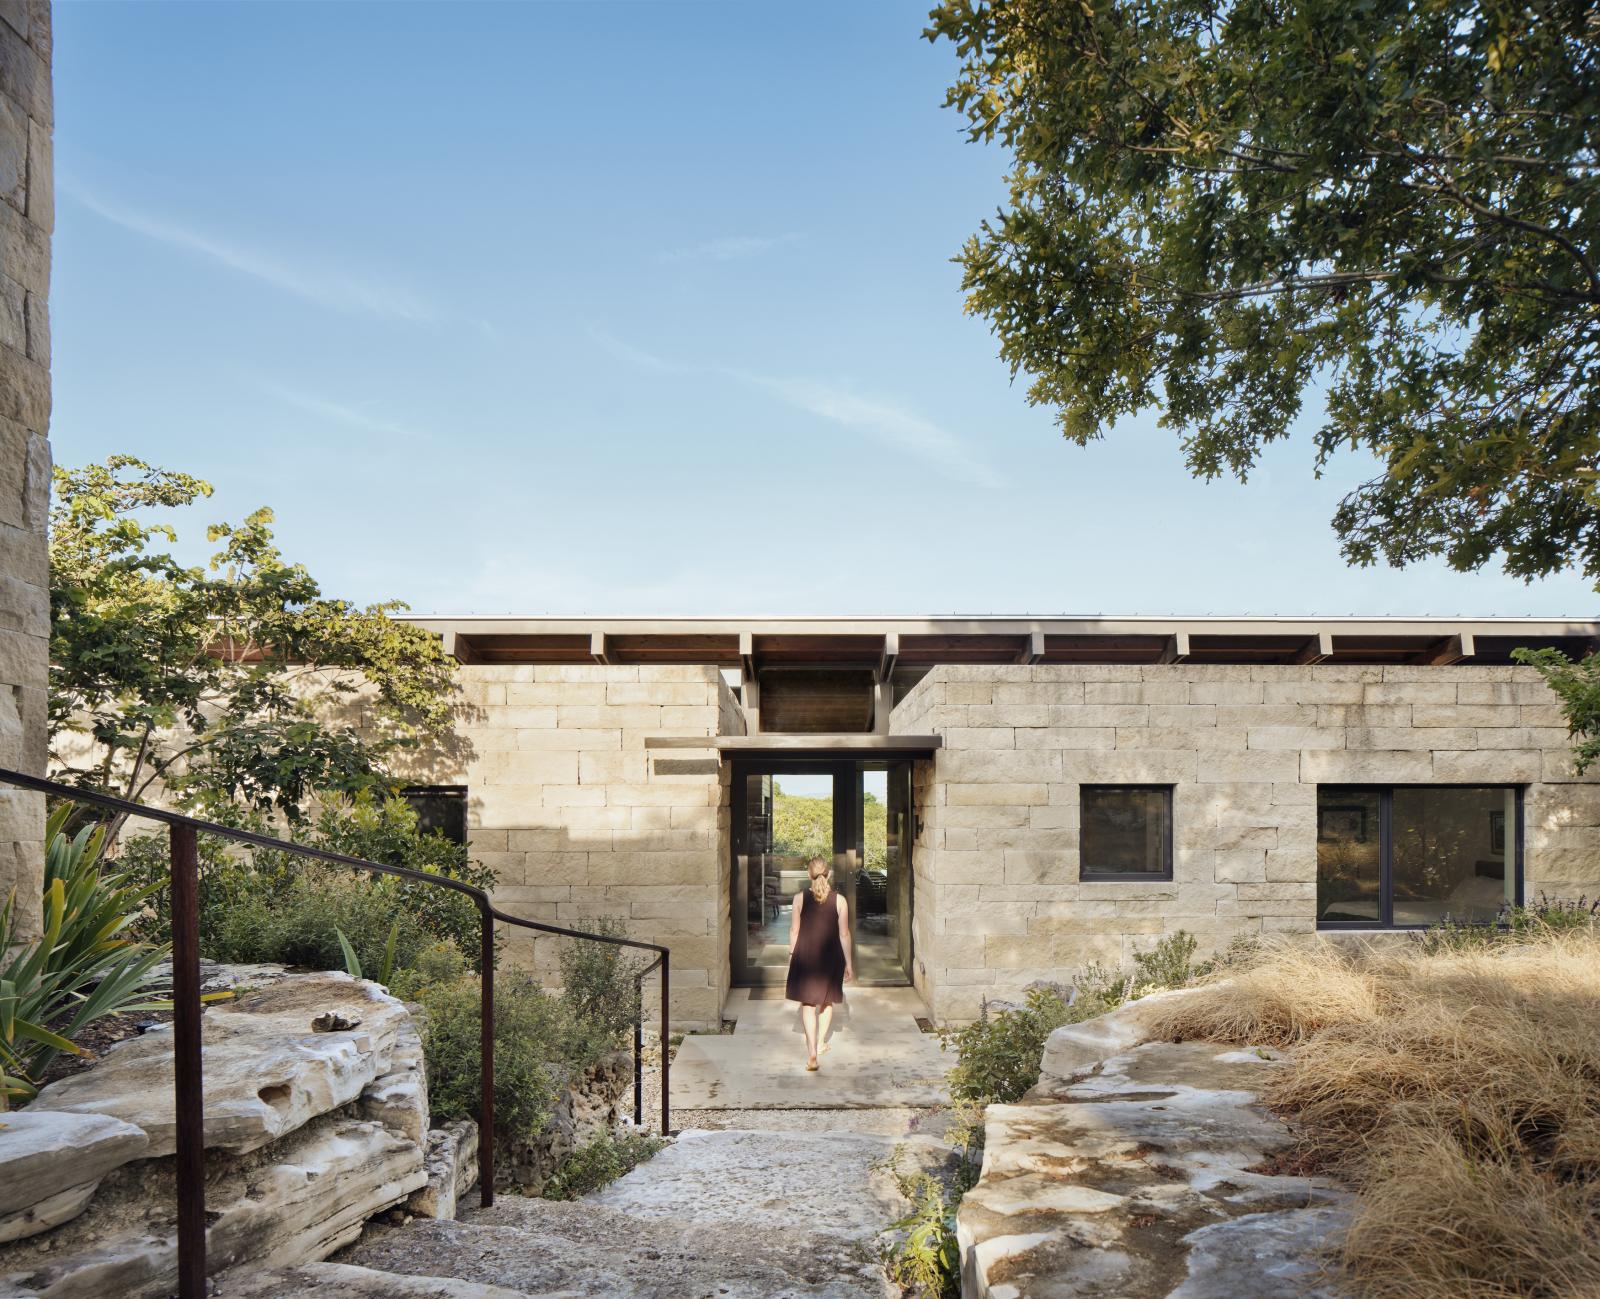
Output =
[
  {"x1": 413, "y1": 966, "x2": 610, "y2": 1151},
  {"x1": 120, "y1": 792, "x2": 497, "y2": 982},
  {"x1": 207, "y1": 865, "x2": 434, "y2": 977},
  {"x1": 941, "y1": 987, "x2": 1075, "y2": 1104},
  {"x1": 541, "y1": 1128, "x2": 667, "y2": 1200},
  {"x1": 940, "y1": 930, "x2": 1203, "y2": 1104},
  {"x1": 558, "y1": 915, "x2": 650, "y2": 1051}
]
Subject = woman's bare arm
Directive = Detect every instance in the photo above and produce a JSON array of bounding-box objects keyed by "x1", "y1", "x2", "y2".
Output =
[
  {"x1": 789, "y1": 892, "x2": 804, "y2": 950},
  {"x1": 836, "y1": 892, "x2": 854, "y2": 981}
]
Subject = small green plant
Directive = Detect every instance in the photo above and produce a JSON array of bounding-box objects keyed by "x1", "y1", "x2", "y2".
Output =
[
  {"x1": 334, "y1": 920, "x2": 399, "y2": 985},
  {"x1": 541, "y1": 1128, "x2": 667, "y2": 1200},
  {"x1": 883, "y1": 1169, "x2": 963, "y2": 1299}
]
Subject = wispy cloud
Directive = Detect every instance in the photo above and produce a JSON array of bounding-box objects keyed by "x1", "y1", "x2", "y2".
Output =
[
  {"x1": 256, "y1": 380, "x2": 432, "y2": 442},
  {"x1": 66, "y1": 182, "x2": 436, "y2": 323},
  {"x1": 589, "y1": 328, "x2": 1006, "y2": 489},
  {"x1": 661, "y1": 234, "x2": 798, "y2": 264}
]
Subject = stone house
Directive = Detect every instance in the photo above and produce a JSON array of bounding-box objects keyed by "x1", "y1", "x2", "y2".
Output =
[{"x1": 395, "y1": 616, "x2": 1600, "y2": 1026}]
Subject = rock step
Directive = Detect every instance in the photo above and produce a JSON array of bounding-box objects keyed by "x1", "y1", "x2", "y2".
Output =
[
  {"x1": 343, "y1": 1204, "x2": 888, "y2": 1299},
  {"x1": 214, "y1": 1260, "x2": 551, "y2": 1299}
]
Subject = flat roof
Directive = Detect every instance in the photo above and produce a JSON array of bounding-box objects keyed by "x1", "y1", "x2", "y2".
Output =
[{"x1": 409, "y1": 615, "x2": 1600, "y2": 670}]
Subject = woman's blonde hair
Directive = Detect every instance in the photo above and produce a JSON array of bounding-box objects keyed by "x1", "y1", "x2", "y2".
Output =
[{"x1": 807, "y1": 856, "x2": 831, "y2": 902}]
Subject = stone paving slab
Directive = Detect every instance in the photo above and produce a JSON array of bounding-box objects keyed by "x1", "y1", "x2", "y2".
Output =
[{"x1": 671, "y1": 988, "x2": 950, "y2": 1110}]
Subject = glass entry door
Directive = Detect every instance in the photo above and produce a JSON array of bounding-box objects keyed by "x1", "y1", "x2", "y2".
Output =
[{"x1": 730, "y1": 759, "x2": 913, "y2": 986}]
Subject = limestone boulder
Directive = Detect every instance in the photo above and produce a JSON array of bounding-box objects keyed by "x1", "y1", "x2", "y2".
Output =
[
  {"x1": 28, "y1": 972, "x2": 411, "y2": 1157},
  {"x1": 0, "y1": 1113, "x2": 427, "y2": 1299},
  {"x1": 0, "y1": 1112, "x2": 148, "y2": 1244},
  {"x1": 408, "y1": 1120, "x2": 479, "y2": 1221},
  {"x1": 1034, "y1": 985, "x2": 1209, "y2": 1092},
  {"x1": 361, "y1": 1012, "x2": 428, "y2": 1147}
]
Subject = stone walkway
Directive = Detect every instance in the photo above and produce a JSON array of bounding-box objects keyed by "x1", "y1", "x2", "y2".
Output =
[
  {"x1": 671, "y1": 987, "x2": 950, "y2": 1111},
  {"x1": 225, "y1": 988, "x2": 959, "y2": 1298}
]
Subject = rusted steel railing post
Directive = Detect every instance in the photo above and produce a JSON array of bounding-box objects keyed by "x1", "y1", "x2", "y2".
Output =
[
  {"x1": 479, "y1": 912, "x2": 495, "y2": 1207},
  {"x1": 633, "y1": 974, "x2": 644, "y2": 1128},
  {"x1": 169, "y1": 823, "x2": 207, "y2": 1299},
  {"x1": 659, "y1": 951, "x2": 670, "y2": 1135}
]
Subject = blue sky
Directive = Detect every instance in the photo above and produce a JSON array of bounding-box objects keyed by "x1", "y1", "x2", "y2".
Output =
[{"x1": 50, "y1": 1, "x2": 1595, "y2": 618}]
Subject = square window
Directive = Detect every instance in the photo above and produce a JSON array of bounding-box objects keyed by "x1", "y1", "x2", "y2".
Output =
[
  {"x1": 1317, "y1": 785, "x2": 1520, "y2": 928},
  {"x1": 399, "y1": 785, "x2": 468, "y2": 846},
  {"x1": 1080, "y1": 785, "x2": 1173, "y2": 880}
]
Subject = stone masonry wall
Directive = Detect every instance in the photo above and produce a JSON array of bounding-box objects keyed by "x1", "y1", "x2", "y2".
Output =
[
  {"x1": 0, "y1": 0, "x2": 49, "y2": 939},
  {"x1": 393, "y1": 664, "x2": 740, "y2": 1029},
  {"x1": 893, "y1": 663, "x2": 1600, "y2": 1021}
]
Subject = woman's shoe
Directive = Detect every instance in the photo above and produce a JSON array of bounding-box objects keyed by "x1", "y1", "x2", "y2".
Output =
[{"x1": 806, "y1": 1056, "x2": 819, "y2": 1071}]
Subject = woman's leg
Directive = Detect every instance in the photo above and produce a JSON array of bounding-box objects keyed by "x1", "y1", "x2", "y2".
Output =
[
  {"x1": 818, "y1": 1002, "x2": 834, "y2": 1053},
  {"x1": 800, "y1": 1004, "x2": 819, "y2": 1065}
]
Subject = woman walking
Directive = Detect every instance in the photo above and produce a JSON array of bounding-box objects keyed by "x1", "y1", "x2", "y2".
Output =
[{"x1": 786, "y1": 856, "x2": 853, "y2": 1071}]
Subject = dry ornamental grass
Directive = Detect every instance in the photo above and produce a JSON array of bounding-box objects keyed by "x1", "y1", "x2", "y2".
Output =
[{"x1": 1147, "y1": 927, "x2": 1600, "y2": 1299}]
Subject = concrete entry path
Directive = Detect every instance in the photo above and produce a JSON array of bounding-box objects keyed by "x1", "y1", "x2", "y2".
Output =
[{"x1": 671, "y1": 987, "x2": 950, "y2": 1110}]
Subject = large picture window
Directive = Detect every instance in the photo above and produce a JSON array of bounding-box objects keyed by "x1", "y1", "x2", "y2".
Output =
[
  {"x1": 1317, "y1": 785, "x2": 1521, "y2": 927},
  {"x1": 1080, "y1": 785, "x2": 1173, "y2": 880}
]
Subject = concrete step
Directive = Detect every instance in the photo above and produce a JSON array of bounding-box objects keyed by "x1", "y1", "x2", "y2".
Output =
[{"x1": 341, "y1": 1206, "x2": 888, "y2": 1299}]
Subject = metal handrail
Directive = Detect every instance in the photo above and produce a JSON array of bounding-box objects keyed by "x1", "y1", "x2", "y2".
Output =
[{"x1": 0, "y1": 766, "x2": 671, "y2": 1299}]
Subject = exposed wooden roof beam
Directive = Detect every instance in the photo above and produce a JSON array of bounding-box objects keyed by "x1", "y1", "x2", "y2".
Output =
[
  {"x1": 1291, "y1": 632, "x2": 1335, "y2": 665},
  {"x1": 1018, "y1": 631, "x2": 1046, "y2": 665},
  {"x1": 739, "y1": 631, "x2": 757, "y2": 681},
  {"x1": 590, "y1": 632, "x2": 611, "y2": 665}
]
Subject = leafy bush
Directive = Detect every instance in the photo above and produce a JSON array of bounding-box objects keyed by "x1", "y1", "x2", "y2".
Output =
[
  {"x1": 941, "y1": 931, "x2": 1202, "y2": 1104},
  {"x1": 2, "y1": 807, "x2": 173, "y2": 1101},
  {"x1": 411, "y1": 965, "x2": 611, "y2": 1154},
  {"x1": 121, "y1": 792, "x2": 497, "y2": 981},
  {"x1": 541, "y1": 1128, "x2": 666, "y2": 1200},
  {"x1": 941, "y1": 987, "x2": 1075, "y2": 1104},
  {"x1": 558, "y1": 915, "x2": 650, "y2": 1050},
  {"x1": 206, "y1": 865, "x2": 434, "y2": 977}
]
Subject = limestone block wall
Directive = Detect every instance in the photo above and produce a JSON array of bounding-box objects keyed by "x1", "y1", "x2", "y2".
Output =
[
  {"x1": 0, "y1": 1, "x2": 49, "y2": 939},
  {"x1": 394, "y1": 664, "x2": 740, "y2": 1029},
  {"x1": 893, "y1": 663, "x2": 1600, "y2": 1021}
]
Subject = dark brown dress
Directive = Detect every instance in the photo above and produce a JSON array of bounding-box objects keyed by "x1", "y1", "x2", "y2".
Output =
[{"x1": 786, "y1": 888, "x2": 847, "y2": 1008}]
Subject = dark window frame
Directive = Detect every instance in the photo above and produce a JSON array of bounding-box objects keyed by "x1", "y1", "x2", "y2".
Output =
[
  {"x1": 1079, "y1": 784, "x2": 1175, "y2": 882},
  {"x1": 398, "y1": 784, "x2": 469, "y2": 846},
  {"x1": 1315, "y1": 784, "x2": 1524, "y2": 930}
]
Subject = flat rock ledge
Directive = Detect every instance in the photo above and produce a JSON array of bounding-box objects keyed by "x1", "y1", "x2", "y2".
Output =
[{"x1": 960, "y1": 1028, "x2": 1352, "y2": 1299}]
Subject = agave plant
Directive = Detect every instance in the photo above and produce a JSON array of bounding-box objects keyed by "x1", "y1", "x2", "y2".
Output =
[{"x1": 0, "y1": 805, "x2": 174, "y2": 1104}]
